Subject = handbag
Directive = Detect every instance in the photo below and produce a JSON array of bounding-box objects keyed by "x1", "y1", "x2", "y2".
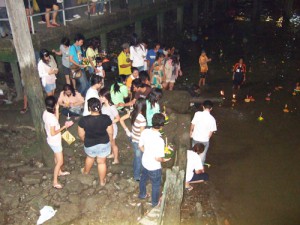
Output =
[
  {"x1": 70, "y1": 64, "x2": 82, "y2": 79},
  {"x1": 62, "y1": 130, "x2": 76, "y2": 145}
]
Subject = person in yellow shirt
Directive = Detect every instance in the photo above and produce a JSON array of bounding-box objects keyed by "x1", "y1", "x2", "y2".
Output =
[
  {"x1": 126, "y1": 67, "x2": 139, "y2": 92},
  {"x1": 198, "y1": 51, "x2": 211, "y2": 86},
  {"x1": 118, "y1": 43, "x2": 132, "y2": 79}
]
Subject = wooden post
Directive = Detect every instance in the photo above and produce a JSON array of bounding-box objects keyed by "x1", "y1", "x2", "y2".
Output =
[
  {"x1": 158, "y1": 166, "x2": 184, "y2": 225},
  {"x1": 10, "y1": 62, "x2": 23, "y2": 101},
  {"x1": 6, "y1": 1, "x2": 53, "y2": 166}
]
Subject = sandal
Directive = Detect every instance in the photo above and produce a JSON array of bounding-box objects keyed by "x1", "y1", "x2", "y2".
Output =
[
  {"x1": 53, "y1": 183, "x2": 63, "y2": 189},
  {"x1": 59, "y1": 171, "x2": 70, "y2": 176},
  {"x1": 107, "y1": 154, "x2": 114, "y2": 159},
  {"x1": 100, "y1": 178, "x2": 106, "y2": 186},
  {"x1": 20, "y1": 108, "x2": 28, "y2": 114},
  {"x1": 185, "y1": 186, "x2": 193, "y2": 191},
  {"x1": 112, "y1": 161, "x2": 119, "y2": 165}
]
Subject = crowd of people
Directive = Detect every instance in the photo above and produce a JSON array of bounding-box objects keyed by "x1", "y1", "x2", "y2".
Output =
[{"x1": 37, "y1": 31, "x2": 219, "y2": 207}]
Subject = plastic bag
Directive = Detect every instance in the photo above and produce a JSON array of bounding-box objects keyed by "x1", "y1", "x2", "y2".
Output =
[{"x1": 62, "y1": 130, "x2": 76, "y2": 145}]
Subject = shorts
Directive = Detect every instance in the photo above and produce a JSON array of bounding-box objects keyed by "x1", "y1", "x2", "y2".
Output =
[
  {"x1": 84, "y1": 142, "x2": 111, "y2": 158},
  {"x1": 44, "y1": 83, "x2": 56, "y2": 93},
  {"x1": 24, "y1": 0, "x2": 33, "y2": 9},
  {"x1": 49, "y1": 144, "x2": 62, "y2": 153},
  {"x1": 199, "y1": 72, "x2": 206, "y2": 79},
  {"x1": 189, "y1": 172, "x2": 209, "y2": 182},
  {"x1": 61, "y1": 66, "x2": 70, "y2": 76},
  {"x1": 44, "y1": 0, "x2": 58, "y2": 9}
]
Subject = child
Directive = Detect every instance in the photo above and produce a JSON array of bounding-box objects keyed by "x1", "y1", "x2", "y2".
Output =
[
  {"x1": 185, "y1": 143, "x2": 209, "y2": 191},
  {"x1": 95, "y1": 57, "x2": 105, "y2": 87},
  {"x1": 198, "y1": 50, "x2": 211, "y2": 86}
]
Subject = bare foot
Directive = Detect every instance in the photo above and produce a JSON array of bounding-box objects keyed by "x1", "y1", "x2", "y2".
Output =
[{"x1": 47, "y1": 24, "x2": 56, "y2": 28}]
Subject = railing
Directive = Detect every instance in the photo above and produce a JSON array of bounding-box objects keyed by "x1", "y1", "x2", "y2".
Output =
[{"x1": 0, "y1": 0, "x2": 112, "y2": 35}]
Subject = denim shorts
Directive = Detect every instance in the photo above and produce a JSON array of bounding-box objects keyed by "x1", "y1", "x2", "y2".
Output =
[
  {"x1": 44, "y1": 83, "x2": 56, "y2": 93},
  {"x1": 84, "y1": 142, "x2": 111, "y2": 158},
  {"x1": 49, "y1": 144, "x2": 62, "y2": 153}
]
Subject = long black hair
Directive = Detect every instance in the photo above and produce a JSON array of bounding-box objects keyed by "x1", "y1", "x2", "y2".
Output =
[
  {"x1": 147, "y1": 88, "x2": 162, "y2": 109},
  {"x1": 131, "y1": 98, "x2": 146, "y2": 125},
  {"x1": 88, "y1": 98, "x2": 101, "y2": 113},
  {"x1": 113, "y1": 76, "x2": 126, "y2": 94},
  {"x1": 40, "y1": 49, "x2": 50, "y2": 64},
  {"x1": 99, "y1": 88, "x2": 114, "y2": 106},
  {"x1": 63, "y1": 84, "x2": 75, "y2": 97},
  {"x1": 45, "y1": 96, "x2": 57, "y2": 114}
]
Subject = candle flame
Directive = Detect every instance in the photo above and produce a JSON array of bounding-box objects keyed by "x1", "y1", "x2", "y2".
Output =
[
  {"x1": 233, "y1": 94, "x2": 236, "y2": 99},
  {"x1": 220, "y1": 90, "x2": 224, "y2": 96}
]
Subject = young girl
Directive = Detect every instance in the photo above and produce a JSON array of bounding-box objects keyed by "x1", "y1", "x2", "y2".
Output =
[
  {"x1": 38, "y1": 49, "x2": 58, "y2": 96},
  {"x1": 164, "y1": 54, "x2": 182, "y2": 90},
  {"x1": 146, "y1": 88, "x2": 162, "y2": 127},
  {"x1": 120, "y1": 98, "x2": 147, "y2": 181},
  {"x1": 43, "y1": 96, "x2": 73, "y2": 189},
  {"x1": 151, "y1": 52, "x2": 165, "y2": 89},
  {"x1": 185, "y1": 143, "x2": 209, "y2": 191},
  {"x1": 110, "y1": 76, "x2": 129, "y2": 111},
  {"x1": 95, "y1": 57, "x2": 105, "y2": 87},
  {"x1": 99, "y1": 88, "x2": 120, "y2": 164}
]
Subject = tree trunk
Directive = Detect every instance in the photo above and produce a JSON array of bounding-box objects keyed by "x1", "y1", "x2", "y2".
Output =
[
  {"x1": 6, "y1": 1, "x2": 53, "y2": 166},
  {"x1": 158, "y1": 166, "x2": 184, "y2": 225}
]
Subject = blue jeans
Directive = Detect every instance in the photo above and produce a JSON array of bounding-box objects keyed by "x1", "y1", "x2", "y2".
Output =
[
  {"x1": 192, "y1": 139, "x2": 209, "y2": 164},
  {"x1": 139, "y1": 167, "x2": 162, "y2": 207},
  {"x1": 76, "y1": 70, "x2": 90, "y2": 97},
  {"x1": 132, "y1": 141, "x2": 143, "y2": 180},
  {"x1": 96, "y1": 0, "x2": 104, "y2": 13}
]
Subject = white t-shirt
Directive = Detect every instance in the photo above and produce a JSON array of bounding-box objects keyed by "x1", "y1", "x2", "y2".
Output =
[
  {"x1": 130, "y1": 45, "x2": 147, "y2": 67},
  {"x1": 186, "y1": 150, "x2": 204, "y2": 182},
  {"x1": 83, "y1": 87, "x2": 99, "y2": 116},
  {"x1": 96, "y1": 66, "x2": 104, "y2": 77},
  {"x1": 101, "y1": 104, "x2": 119, "y2": 139},
  {"x1": 139, "y1": 129, "x2": 165, "y2": 171},
  {"x1": 42, "y1": 110, "x2": 62, "y2": 146},
  {"x1": 191, "y1": 110, "x2": 217, "y2": 142}
]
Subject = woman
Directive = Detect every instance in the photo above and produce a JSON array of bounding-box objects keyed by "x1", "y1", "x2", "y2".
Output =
[
  {"x1": 185, "y1": 143, "x2": 209, "y2": 191},
  {"x1": 146, "y1": 88, "x2": 162, "y2": 127},
  {"x1": 78, "y1": 98, "x2": 113, "y2": 186},
  {"x1": 130, "y1": 35, "x2": 147, "y2": 72},
  {"x1": 52, "y1": 37, "x2": 75, "y2": 87},
  {"x1": 164, "y1": 54, "x2": 182, "y2": 90},
  {"x1": 38, "y1": 49, "x2": 58, "y2": 96},
  {"x1": 86, "y1": 38, "x2": 100, "y2": 74},
  {"x1": 151, "y1": 52, "x2": 165, "y2": 89},
  {"x1": 99, "y1": 88, "x2": 120, "y2": 164},
  {"x1": 43, "y1": 96, "x2": 73, "y2": 189},
  {"x1": 120, "y1": 98, "x2": 146, "y2": 181},
  {"x1": 57, "y1": 84, "x2": 84, "y2": 117},
  {"x1": 110, "y1": 76, "x2": 129, "y2": 110},
  {"x1": 232, "y1": 58, "x2": 246, "y2": 89}
]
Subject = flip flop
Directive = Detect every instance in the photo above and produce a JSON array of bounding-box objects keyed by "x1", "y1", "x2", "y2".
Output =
[
  {"x1": 20, "y1": 108, "x2": 28, "y2": 114},
  {"x1": 185, "y1": 186, "x2": 193, "y2": 191},
  {"x1": 107, "y1": 154, "x2": 114, "y2": 159},
  {"x1": 112, "y1": 161, "x2": 119, "y2": 165},
  {"x1": 59, "y1": 171, "x2": 70, "y2": 176},
  {"x1": 53, "y1": 184, "x2": 63, "y2": 189},
  {"x1": 51, "y1": 23, "x2": 61, "y2": 27},
  {"x1": 100, "y1": 178, "x2": 106, "y2": 186}
]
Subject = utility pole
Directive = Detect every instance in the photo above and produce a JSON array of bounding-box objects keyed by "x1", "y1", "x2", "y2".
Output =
[{"x1": 6, "y1": 0, "x2": 53, "y2": 166}]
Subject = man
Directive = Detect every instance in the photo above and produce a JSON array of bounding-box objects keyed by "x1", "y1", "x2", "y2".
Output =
[
  {"x1": 138, "y1": 113, "x2": 170, "y2": 207},
  {"x1": 119, "y1": 78, "x2": 151, "y2": 107},
  {"x1": 139, "y1": 71, "x2": 151, "y2": 87},
  {"x1": 190, "y1": 100, "x2": 217, "y2": 164},
  {"x1": 69, "y1": 33, "x2": 90, "y2": 97},
  {"x1": 118, "y1": 43, "x2": 131, "y2": 79},
  {"x1": 83, "y1": 75, "x2": 103, "y2": 116},
  {"x1": 146, "y1": 42, "x2": 162, "y2": 74}
]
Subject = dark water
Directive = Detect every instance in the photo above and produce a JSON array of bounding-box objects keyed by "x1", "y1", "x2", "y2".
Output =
[{"x1": 178, "y1": 15, "x2": 300, "y2": 225}]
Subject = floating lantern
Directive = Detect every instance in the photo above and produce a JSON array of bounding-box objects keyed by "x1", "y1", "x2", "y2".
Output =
[
  {"x1": 292, "y1": 92, "x2": 297, "y2": 96},
  {"x1": 265, "y1": 93, "x2": 271, "y2": 101},
  {"x1": 163, "y1": 106, "x2": 169, "y2": 125},
  {"x1": 257, "y1": 112, "x2": 264, "y2": 121},
  {"x1": 164, "y1": 137, "x2": 174, "y2": 159},
  {"x1": 232, "y1": 94, "x2": 237, "y2": 103},
  {"x1": 220, "y1": 90, "x2": 225, "y2": 100},
  {"x1": 244, "y1": 95, "x2": 250, "y2": 103},
  {"x1": 283, "y1": 104, "x2": 289, "y2": 113}
]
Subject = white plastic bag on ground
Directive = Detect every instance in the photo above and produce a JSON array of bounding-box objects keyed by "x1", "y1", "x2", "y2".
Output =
[{"x1": 36, "y1": 206, "x2": 57, "y2": 225}]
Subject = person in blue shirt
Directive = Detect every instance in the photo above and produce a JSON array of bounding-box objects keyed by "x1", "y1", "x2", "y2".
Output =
[
  {"x1": 146, "y1": 42, "x2": 162, "y2": 74},
  {"x1": 69, "y1": 33, "x2": 90, "y2": 97}
]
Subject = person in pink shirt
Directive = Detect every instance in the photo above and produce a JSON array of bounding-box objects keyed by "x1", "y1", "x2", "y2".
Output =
[
  {"x1": 57, "y1": 84, "x2": 84, "y2": 117},
  {"x1": 43, "y1": 96, "x2": 74, "y2": 189}
]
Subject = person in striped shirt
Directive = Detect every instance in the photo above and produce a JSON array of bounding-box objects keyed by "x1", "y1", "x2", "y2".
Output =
[{"x1": 120, "y1": 98, "x2": 147, "y2": 181}]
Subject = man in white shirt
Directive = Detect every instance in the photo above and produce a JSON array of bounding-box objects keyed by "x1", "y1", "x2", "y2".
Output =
[
  {"x1": 82, "y1": 75, "x2": 102, "y2": 116},
  {"x1": 138, "y1": 113, "x2": 170, "y2": 207},
  {"x1": 190, "y1": 100, "x2": 217, "y2": 164}
]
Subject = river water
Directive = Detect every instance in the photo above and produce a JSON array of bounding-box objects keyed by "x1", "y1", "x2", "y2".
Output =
[{"x1": 175, "y1": 13, "x2": 300, "y2": 225}]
